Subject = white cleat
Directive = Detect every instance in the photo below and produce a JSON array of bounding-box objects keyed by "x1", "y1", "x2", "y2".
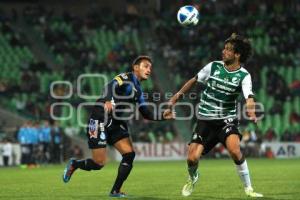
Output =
[
  {"x1": 181, "y1": 172, "x2": 199, "y2": 197},
  {"x1": 245, "y1": 186, "x2": 263, "y2": 198}
]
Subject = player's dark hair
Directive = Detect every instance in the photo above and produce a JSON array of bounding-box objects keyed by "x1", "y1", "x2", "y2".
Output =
[
  {"x1": 225, "y1": 33, "x2": 252, "y2": 63},
  {"x1": 131, "y1": 55, "x2": 152, "y2": 71}
]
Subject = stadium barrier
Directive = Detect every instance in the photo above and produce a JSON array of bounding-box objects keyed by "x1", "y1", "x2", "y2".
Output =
[
  {"x1": 1, "y1": 142, "x2": 299, "y2": 165},
  {"x1": 262, "y1": 142, "x2": 300, "y2": 158},
  {"x1": 115, "y1": 143, "x2": 188, "y2": 161},
  {"x1": 113, "y1": 142, "x2": 300, "y2": 161}
]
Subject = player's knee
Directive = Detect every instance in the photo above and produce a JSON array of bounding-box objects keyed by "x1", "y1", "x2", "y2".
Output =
[
  {"x1": 187, "y1": 155, "x2": 199, "y2": 164},
  {"x1": 187, "y1": 150, "x2": 200, "y2": 163},
  {"x1": 121, "y1": 151, "x2": 135, "y2": 166},
  {"x1": 93, "y1": 157, "x2": 106, "y2": 166},
  {"x1": 228, "y1": 148, "x2": 242, "y2": 160}
]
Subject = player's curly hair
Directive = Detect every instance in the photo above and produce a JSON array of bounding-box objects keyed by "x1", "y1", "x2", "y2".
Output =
[
  {"x1": 131, "y1": 55, "x2": 152, "y2": 71},
  {"x1": 225, "y1": 33, "x2": 252, "y2": 63}
]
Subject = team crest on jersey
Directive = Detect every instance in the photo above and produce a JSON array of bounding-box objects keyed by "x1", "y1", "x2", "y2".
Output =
[
  {"x1": 232, "y1": 77, "x2": 240, "y2": 84},
  {"x1": 88, "y1": 119, "x2": 98, "y2": 139}
]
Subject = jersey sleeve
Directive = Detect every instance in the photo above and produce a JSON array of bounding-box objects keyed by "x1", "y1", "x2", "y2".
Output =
[
  {"x1": 137, "y1": 90, "x2": 164, "y2": 121},
  {"x1": 103, "y1": 80, "x2": 118, "y2": 101},
  {"x1": 196, "y1": 62, "x2": 212, "y2": 83},
  {"x1": 103, "y1": 73, "x2": 128, "y2": 101},
  {"x1": 114, "y1": 73, "x2": 127, "y2": 86},
  {"x1": 241, "y1": 74, "x2": 254, "y2": 99}
]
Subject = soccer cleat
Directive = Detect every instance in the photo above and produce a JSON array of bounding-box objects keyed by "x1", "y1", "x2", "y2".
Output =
[
  {"x1": 109, "y1": 192, "x2": 127, "y2": 198},
  {"x1": 62, "y1": 158, "x2": 77, "y2": 183},
  {"x1": 181, "y1": 171, "x2": 199, "y2": 197},
  {"x1": 245, "y1": 186, "x2": 263, "y2": 198}
]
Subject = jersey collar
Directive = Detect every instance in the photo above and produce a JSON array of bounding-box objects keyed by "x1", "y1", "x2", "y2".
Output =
[
  {"x1": 223, "y1": 64, "x2": 242, "y2": 73},
  {"x1": 131, "y1": 72, "x2": 141, "y2": 86}
]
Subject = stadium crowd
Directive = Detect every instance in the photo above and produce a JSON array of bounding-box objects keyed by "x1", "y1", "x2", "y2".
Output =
[{"x1": 1, "y1": 4, "x2": 179, "y2": 147}]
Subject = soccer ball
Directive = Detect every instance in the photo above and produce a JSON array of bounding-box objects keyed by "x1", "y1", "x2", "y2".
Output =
[{"x1": 177, "y1": 5, "x2": 199, "y2": 26}]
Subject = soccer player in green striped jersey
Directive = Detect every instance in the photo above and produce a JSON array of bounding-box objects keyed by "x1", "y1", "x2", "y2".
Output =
[{"x1": 169, "y1": 34, "x2": 263, "y2": 198}]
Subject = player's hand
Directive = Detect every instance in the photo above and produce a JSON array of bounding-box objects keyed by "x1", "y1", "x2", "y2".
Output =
[
  {"x1": 104, "y1": 101, "x2": 114, "y2": 113},
  {"x1": 248, "y1": 114, "x2": 258, "y2": 123},
  {"x1": 246, "y1": 98, "x2": 257, "y2": 123},
  {"x1": 163, "y1": 109, "x2": 176, "y2": 120}
]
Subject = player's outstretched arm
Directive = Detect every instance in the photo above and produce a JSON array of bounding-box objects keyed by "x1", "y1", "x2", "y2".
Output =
[
  {"x1": 246, "y1": 98, "x2": 257, "y2": 123},
  {"x1": 169, "y1": 77, "x2": 197, "y2": 106},
  {"x1": 138, "y1": 88, "x2": 175, "y2": 121},
  {"x1": 139, "y1": 105, "x2": 175, "y2": 121}
]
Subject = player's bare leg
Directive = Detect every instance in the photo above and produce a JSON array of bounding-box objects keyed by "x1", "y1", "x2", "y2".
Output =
[
  {"x1": 110, "y1": 137, "x2": 135, "y2": 198},
  {"x1": 226, "y1": 134, "x2": 263, "y2": 198},
  {"x1": 182, "y1": 143, "x2": 204, "y2": 196},
  {"x1": 63, "y1": 148, "x2": 106, "y2": 183}
]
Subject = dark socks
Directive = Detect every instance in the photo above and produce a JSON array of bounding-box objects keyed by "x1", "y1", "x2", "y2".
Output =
[
  {"x1": 73, "y1": 158, "x2": 103, "y2": 171},
  {"x1": 234, "y1": 155, "x2": 245, "y2": 165},
  {"x1": 187, "y1": 160, "x2": 198, "y2": 178},
  {"x1": 111, "y1": 152, "x2": 135, "y2": 194}
]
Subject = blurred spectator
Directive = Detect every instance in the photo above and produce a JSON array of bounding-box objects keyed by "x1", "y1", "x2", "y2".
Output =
[
  {"x1": 51, "y1": 121, "x2": 63, "y2": 163},
  {"x1": 64, "y1": 122, "x2": 80, "y2": 137},
  {"x1": 38, "y1": 120, "x2": 51, "y2": 163},
  {"x1": 17, "y1": 121, "x2": 31, "y2": 166},
  {"x1": 289, "y1": 80, "x2": 300, "y2": 96},
  {"x1": 290, "y1": 112, "x2": 300, "y2": 124},
  {"x1": 264, "y1": 146, "x2": 275, "y2": 159},
  {"x1": 1, "y1": 138, "x2": 13, "y2": 167},
  {"x1": 270, "y1": 101, "x2": 283, "y2": 115},
  {"x1": 281, "y1": 131, "x2": 294, "y2": 142},
  {"x1": 264, "y1": 128, "x2": 277, "y2": 142}
]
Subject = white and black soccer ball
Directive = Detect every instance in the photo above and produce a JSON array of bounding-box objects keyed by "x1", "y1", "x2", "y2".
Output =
[{"x1": 177, "y1": 5, "x2": 199, "y2": 26}]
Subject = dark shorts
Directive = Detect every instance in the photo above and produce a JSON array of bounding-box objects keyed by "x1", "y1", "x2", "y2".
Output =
[
  {"x1": 86, "y1": 105, "x2": 129, "y2": 149},
  {"x1": 190, "y1": 118, "x2": 241, "y2": 155},
  {"x1": 86, "y1": 118, "x2": 129, "y2": 149}
]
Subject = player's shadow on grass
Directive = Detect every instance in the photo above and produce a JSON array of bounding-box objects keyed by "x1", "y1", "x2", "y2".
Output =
[
  {"x1": 123, "y1": 196, "x2": 169, "y2": 200},
  {"x1": 199, "y1": 195, "x2": 276, "y2": 200},
  {"x1": 95, "y1": 194, "x2": 169, "y2": 200}
]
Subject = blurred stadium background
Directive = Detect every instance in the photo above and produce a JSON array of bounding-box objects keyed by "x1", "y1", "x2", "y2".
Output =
[{"x1": 0, "y1": 0, "x2": 299, "y2": 167}]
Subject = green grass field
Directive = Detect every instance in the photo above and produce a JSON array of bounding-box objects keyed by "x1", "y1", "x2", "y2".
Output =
[{"x1": 0, "y1": 159, "x2": 299, "y2": 200}]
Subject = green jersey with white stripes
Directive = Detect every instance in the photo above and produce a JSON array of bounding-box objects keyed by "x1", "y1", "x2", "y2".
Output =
[{"x1": 196, "y1": 61, "x2": 253, "y2": 119}]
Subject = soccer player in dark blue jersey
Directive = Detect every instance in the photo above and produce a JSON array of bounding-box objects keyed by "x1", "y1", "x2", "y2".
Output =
[{"x1": 62, "y1": 56, "x2": 174, "y2": 197}]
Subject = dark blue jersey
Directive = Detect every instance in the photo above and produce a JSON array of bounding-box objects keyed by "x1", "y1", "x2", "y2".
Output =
[{"x1": 97, "y1": 72, "x2": 163, "y2": 121}]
